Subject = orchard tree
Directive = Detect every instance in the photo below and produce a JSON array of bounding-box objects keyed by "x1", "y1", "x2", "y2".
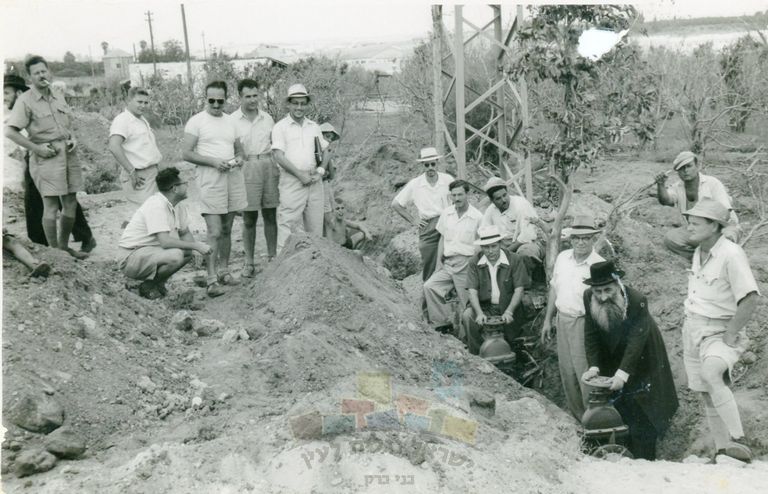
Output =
[
  {"x1": 161, "y1": 39, "x2": 185, "y2": 62},
  {"x1": 63, "y1": 51, "x2": 76, "y2": 65},
  {"x1": 101, "y1": 41, "x2": 109, "y2": 55}
]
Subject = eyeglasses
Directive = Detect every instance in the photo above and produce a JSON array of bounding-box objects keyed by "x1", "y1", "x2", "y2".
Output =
[
  {"x1": 423, "y1": 162, "x2": 437, "y2": 168},
  {"x1": 570, "y1": 235, "x2": 594, "y2": 243},
  {"x1": 208, "y1": 98, "x2": 225, "y2": 105},
  {"x1": 290, "y1": 101, "x2": 309, "y2": 107}
]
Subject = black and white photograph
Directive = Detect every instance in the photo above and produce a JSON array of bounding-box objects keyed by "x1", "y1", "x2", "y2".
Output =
[{"x1": 2, "y1": 0, "x2": 767, "y2": 492}]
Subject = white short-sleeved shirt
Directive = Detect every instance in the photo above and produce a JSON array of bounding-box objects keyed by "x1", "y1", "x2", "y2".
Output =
[
  {"x1": 550, "y1": 249, "x2": 605, "y2": 316},
  {"x1": 436, "y1": 204, "x2": 482, "y2": 257},
  {"x1": 271, "y1": 115, "x2": 327, "y2": 171},
  {"x1": 481, "y1": 195, "x2": 539, "y2": 243},
  {"x1": 230, "y1": 108, "x2": 274, "y2": 156},
  {"x1": 685, "y1": 236, "x2": 760, "y2": 318},
  {"x1": 393, "y1": 172, "x2": 454, "y2": 220},
  {"x1": 110, "y1": 109, "x2": 163, "y2": 170},
  {"x1": 667, "y1": 173, "x2": 738, "y2": 224},
  {"x1": 119, "y1": 193, "x2": 189, "y2": 249},
  {"x1": 184, "y1": 111, "x2": 238, "y2": 161}
]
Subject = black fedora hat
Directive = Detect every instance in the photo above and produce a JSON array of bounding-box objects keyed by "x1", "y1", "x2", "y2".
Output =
[
  {"x1": 4, "y1": 74, "x2": 29, "y2": 92},
  {"x1": 584, "y1": 260, "x2": 625, "y2": 286}
]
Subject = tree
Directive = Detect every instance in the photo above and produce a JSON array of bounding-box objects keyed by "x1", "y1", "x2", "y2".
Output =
[
  {"x1": 137, "y1": 40, "x2": 153, "y2": 63},
  {"x1": 63, "y1": 51, "x2": 76, "y2": 65},
  {"x1": 161, "y1": 39, "x2": 185, "y2": 62},
  {"x1": 101, "y1": 41, "x2": 109, "y2": 55}
]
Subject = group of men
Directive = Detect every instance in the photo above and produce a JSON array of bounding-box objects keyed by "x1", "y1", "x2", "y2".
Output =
[
  {"x1": 4, "y1": 57, "x2": 761, "y2": 464},
  {"x1": 392, "y1": 147, "x2": 760, "y2": 463},
  {"x1": 5, "y1": 55, "x2": 370, "y2": 298}
]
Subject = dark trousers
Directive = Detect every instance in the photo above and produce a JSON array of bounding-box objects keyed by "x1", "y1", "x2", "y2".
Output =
[
  {"x1": 614, "y1": 396, "x2": 658, "y2": 461},
  {"x1": 418, "y1": 216, "x2": 441, "y2": 282},
  {"x1": 23, "y1": 161, "x2": 92, "y2": 245}
]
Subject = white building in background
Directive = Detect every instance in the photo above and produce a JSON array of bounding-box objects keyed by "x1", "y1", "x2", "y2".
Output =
[
  {"x1": 103, "y1": 49, "x2": 133, "y2": 80},
  {"x1": 128, "y1": 57, "x2": 288, "y2": 89}
]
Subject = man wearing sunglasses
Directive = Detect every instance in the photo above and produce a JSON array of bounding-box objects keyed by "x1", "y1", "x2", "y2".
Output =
[
  {"x1": 182, "y1": 81, "x2": 247, "y2": 296},
  {"x1": 118, "y1": 167, "x2": 211, "y2": 300},
  {"x1": 655, "y1": 151, "x2": 740, "y2": 260},
  {"x1": 391, "y1": 147, "x2": 454, "y2": 282},
  {"x1": 271, "y1": 83, "x2": 328, "y2": 252}
]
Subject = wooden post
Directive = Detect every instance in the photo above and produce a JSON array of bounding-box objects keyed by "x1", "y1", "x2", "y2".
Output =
[
  {"x1": 454, "y1": 5, "x2": 466, "y2": 179},
  {"x1": 492, "y1": 5, "x2": 507, "y2": 179},
  {"x1": 517, "y1": 5, "x2": 533, "y2": 202},
  {"x1": 181, "y1": 4, "x2": 194, "y2": 91},
  {"x1": 431, "y1": 6, "x2": 445, "y2": 155},
  {"x1": 145, "y1": 10, "x2": 157, "y2": 77}
]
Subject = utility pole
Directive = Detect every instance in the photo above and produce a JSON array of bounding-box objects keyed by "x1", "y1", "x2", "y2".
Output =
[
  {"x1": 202, "y1": 32, "x2": 207, "y2": 61},
  {"x1": 180, "y1": 3, "x2": 193, "y2": 90},
  {"x1": 132, "y1": 43, "x2": 137, "y2": 62},
  {"x1": 145, "y1": 10, "x2": 157, "y2": 76},
  {"x1": 431, "y1": 5, "x2": 444, "y2": 155},
  {"x1": 88, "y1": 46, "x2": 95, "y2": 78}
]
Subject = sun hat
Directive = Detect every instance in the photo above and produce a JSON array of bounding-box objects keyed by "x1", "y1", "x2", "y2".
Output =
[
  {"x1": 319, "y1": 122, "x2": 340, "y2": 140},
  {"x1": 286, "y1": 83, "x2": 311, "y2": 102},
  {"x1": 562, "y1": 214, "x2": 602, "y2": 237},
  {"x1": 483, "y1": 176, "x2": 508, "y2": 196},
  {"x1": 474, "y1": 225, "x2": 506, "y2": 246},
  {"x1": 4, "y1": 74, "x2": 28, "y2": 92},
  {"x1": 683, "y1": 198, "x2": 730, "y2": 227},
  {"x1": 417, "y1": 147, "x2": 442, "y2": 163},
  {"x1": 673, "y1": 151, "x2": 697, "y2": 171},
  {"x1": 583, "y1": 260, "x2": 625, "y2": 286}
]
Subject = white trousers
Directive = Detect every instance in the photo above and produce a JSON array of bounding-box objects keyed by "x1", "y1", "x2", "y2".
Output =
[{"x1": 276, "y1": 175, "x2": 324, "y2": 252}]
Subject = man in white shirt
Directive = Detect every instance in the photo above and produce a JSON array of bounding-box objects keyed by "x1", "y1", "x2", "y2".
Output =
[
  {"x1": 680, "y1": 199, "x2": 760, "y2": 462},
  {"x1": 118, "y1": 167, "x2": 211, "y2": 299},
  {"x1": 391, "y1": 147, "x2": 454, "y2": 281},
  {"x1": 271, "y1": 84, "x2": 327, "y2": 252},
  {"x1": 231, "y1": 78, "x2": 278, "y2": 276},
  {"x1": 108, "y1": 86, "x2": 164, "y2": 206},
  {"x1": 423, "y1": 180, "x2": 483, "y2": 333},
  {"x1": 655, "y1": 150, "x2": 739, "y2": 259},
  {"x1": 481, "y1": 176, "x2": 544, "y2": 274},
  {"x1": 182, "y1": 81, "x2": 247, "y2": 296},
  {"x1": 541, "y1": 214, "x2": 605, "y2": 419}
]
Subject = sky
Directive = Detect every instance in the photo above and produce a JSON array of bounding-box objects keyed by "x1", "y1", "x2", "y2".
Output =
[{"x1": 1, "y1": 0, "x2": 766, "y2": 61}]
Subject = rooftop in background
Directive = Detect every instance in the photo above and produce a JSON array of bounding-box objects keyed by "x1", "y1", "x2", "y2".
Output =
[{"x1": 103, "y1": 48, "x2": 132, "y2": 59}]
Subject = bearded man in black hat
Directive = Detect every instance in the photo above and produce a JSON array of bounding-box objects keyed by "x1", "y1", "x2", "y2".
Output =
[{"x1": 581, "y1": 260, "x2": 678, "y2": 461}]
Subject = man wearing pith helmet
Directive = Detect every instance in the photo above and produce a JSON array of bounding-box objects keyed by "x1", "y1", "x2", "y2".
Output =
[
  {"x1": 271, "y1": 83, "x2": 328, "y2": 252},
  {"x1": 680, "y1": 198, "x2": 760, "y2": 463},
  {"x1": 391, "y1": 146, "x2": 454, "y2": 282},
  {"x1": 655, "y1": 150, "x2": 740, "y2": 259}
]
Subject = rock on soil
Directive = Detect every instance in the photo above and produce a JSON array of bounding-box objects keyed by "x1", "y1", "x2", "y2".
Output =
[
  {"x1": 383, "y1": 227, "x2": 421, "y2": 280},
  {"x1": 7, "y1": 394, "x2": 65, "y2": 433},
  {"x1": 15, "y1": 450, "x2": 58, "y2": 477},
  {"x1": 44, "y1": 428, "x2": 87, "y2": 459}
]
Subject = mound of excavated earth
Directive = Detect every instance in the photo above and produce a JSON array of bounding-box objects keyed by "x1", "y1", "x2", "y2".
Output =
[{"x1": 3, "y1": 233, "x2": 582, "y2": 493}]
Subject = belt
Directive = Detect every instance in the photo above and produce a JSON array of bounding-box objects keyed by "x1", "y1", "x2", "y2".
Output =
[{"x1": 247, "y1": 152, "x2": 272, "y2": 159}]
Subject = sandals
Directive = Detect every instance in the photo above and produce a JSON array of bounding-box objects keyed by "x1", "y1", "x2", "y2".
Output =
[
  {"x1": 30, "y1": 262, "x2": 51, "y2": 278},
  {"x1": 138, "y1": 281, "x2": 164, "y2": 300},
  {"x1": 206, "y1": 282, "x2": 226, "y2": 298}
]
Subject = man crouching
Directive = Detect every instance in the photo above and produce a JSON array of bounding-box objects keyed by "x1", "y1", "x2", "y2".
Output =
[
  {"x1": 118, "y1": 167, "x2": 211, "y2": 299},
  {"x1": 462, "y1": 225, "x2": 530, "y2": 355},
  {"x1": 581, "y1": 261, "x2": 678, "y2": 460}
]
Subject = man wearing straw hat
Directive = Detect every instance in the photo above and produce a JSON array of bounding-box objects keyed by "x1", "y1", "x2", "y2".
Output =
[
  {"x1": 271, "y1": 83, "x2": 328, "y2": 252},
  {"x1": 679, "y1": 198, "x2": 760, "y2": 463},
  {"x1": 319, "y1": 122, "x2": 341, "y2": 234},
  {"x1": 581, "y1": 260, "x2": 678, "y2": 460},
  {"x1": 480, "y1": 176, "x2": 544, "y2": 274},
  {"x1": 541, "y1": 214, "x2": 605, "y2": 419},
  {"x1": 462, "y1": 225, "x2": 531, "y2": 355},
  {"x1": 655, "y1": 150, "x2": 739, "y2": 259},
  {"x1": 391, "y1": 146, "x2": 454, "y2": 282}
]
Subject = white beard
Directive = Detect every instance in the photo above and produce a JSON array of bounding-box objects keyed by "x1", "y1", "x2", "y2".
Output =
[{"x1": 590, "y1": 291, "x2": 627, "y2": 332}]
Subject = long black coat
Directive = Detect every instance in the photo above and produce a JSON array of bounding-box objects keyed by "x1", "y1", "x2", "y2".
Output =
[{"x1": 583, "y1": 286, "x2": 678, "y2": 434}]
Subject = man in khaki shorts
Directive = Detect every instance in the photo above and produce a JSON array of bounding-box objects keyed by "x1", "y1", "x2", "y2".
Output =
[
  {"x1": 5, "y1": 55, "x2": 87, "y2": 259},
  {"x1": 230, "y1": 78, "x2": 278, "y2": 276},
  {"x1": 182, "y1": 81, "x2": 247, "y2": 296},
  {"x1": 118, "y1": 167, "x2": 211, "y2": 299},
  {"x1": 681, "y1": 198, "x2": 760, "y2": 462},
  {"x1": 108, "y1": 86, "x2": 163, "y2": 208}
]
